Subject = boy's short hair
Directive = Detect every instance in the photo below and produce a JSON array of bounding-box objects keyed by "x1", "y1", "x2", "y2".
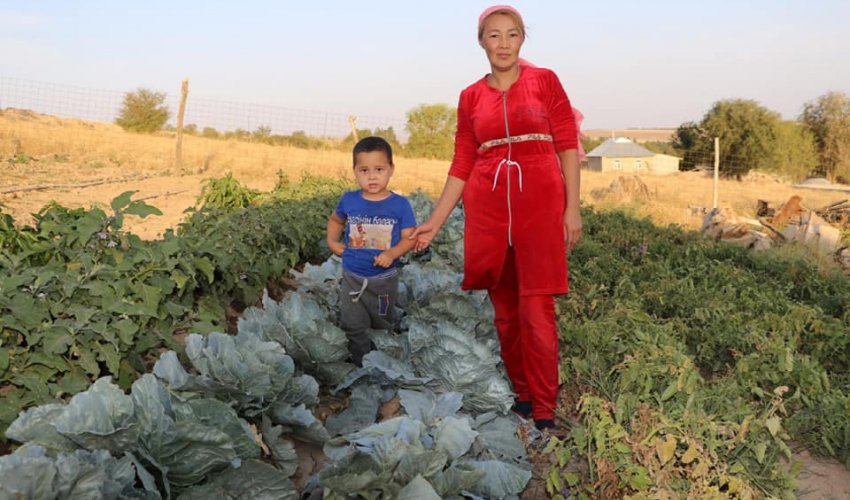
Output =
[{"x1": 353, "y1": 136, "x2": 394, "y2": 167}]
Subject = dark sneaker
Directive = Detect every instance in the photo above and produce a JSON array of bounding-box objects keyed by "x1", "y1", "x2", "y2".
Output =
[
  {"x1": 535, "y1": 419, "x2": 568, "y2": 439},
  {"x1": 511, "y1": 400, "x2": 532, "y2": 419}
]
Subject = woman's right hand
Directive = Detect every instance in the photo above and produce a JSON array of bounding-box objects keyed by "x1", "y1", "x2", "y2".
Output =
[
  {"x1": 409, "y1": 219, "x2": 440, "y2": 253},
  {"x1": 410, "y1": 176, "x2": 465, "y2": 253}
]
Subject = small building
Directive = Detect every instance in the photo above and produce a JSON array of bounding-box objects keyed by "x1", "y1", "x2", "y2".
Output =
[
  {"x1": 585, "y1": 137, "x2": 680, "y2": 175},
  {"x1": 650, "y1": 154, "x2": 682, "y2": 175}
]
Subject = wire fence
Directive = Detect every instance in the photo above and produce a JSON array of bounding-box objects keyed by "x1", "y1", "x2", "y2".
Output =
[
  {"x1": 0, "y1": 76, "x2": 408, "y2": 139},
  {"x1": 0, "y1": 76, "x2": 450, "y2": 198},
  {"x1": 3, "y1": 76, "x2": 842, "y2": 241}
]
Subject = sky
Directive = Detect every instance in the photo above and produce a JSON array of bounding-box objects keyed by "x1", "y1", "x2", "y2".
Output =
[{"x1": 1, "y1": 0, "x2": 848, "y2": 131}]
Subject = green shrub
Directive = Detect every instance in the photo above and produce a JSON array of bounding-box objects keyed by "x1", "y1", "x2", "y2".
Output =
[{"x1": 115, "y1": 88, "x2": 170, "y2": 133}]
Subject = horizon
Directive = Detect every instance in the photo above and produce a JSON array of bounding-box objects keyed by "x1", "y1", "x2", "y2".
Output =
[{"x1": 1, "y1": 0, "x2": 848, "y2": 130}]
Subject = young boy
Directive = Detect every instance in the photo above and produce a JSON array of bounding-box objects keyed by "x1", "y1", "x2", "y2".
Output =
[{"x1": 326, "y1": 136, "x2": 417, "y2": 366}]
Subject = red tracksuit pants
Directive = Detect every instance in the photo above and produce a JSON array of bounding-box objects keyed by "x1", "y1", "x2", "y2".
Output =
[{"x1": 489, "y1": 248, "x2": 560, "y2": 421}]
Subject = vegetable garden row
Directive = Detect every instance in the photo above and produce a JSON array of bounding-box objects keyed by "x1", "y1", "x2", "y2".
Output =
[
  {"x1": 550, "y1": 210, "x2": 850, "y2": 498},
  {"x1": 1, "y1": 175, "x2": 850, "y2": 498}
]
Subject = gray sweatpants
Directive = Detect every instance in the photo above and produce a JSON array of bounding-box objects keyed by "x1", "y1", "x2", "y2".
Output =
[{"x1": 340, "y1": 269, "x2": 399, "y2": 366}]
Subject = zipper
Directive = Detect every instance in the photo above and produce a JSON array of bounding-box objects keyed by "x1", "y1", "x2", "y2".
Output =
[{"x1": 501, "y1": 91, "x2": 513, "y2": 247}]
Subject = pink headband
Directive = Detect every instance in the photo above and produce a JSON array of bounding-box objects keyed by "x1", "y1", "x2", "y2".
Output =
[{"x1": 478, "y1": 4, "x2": 524, "y2": 36}]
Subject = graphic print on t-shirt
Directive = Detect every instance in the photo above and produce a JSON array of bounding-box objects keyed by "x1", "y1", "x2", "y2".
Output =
[{"x1": 347, "y1": 215, "x2": 393, "y2": 251}]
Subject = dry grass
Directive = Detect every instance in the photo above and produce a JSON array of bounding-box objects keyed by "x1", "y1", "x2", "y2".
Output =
[
  {"x1": 584, "y1": 170, "x2": 848, "y2": 231},
  {"x1": 2, "y1": 109, "x2": 847, "y2": 239},
  {"x1": 0, "y1": 108, "x2": 448, "y2": 191}
]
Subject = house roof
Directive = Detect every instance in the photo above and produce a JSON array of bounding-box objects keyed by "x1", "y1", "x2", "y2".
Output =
[{"x1": 586, "y1": 137, "x2": 655, "y2": 158}]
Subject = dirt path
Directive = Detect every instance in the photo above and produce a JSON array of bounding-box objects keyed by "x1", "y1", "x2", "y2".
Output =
[{"x1": 795, "y1": 450, "x2": 850, "y2": 499}]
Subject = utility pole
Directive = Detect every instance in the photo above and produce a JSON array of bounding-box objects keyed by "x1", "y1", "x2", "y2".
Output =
[
  {"x1": 175, "y1": 78, "x2": 189, "y2": 168},
  {"x1": 713, "y1": 137, "x2": 719, "y2": 209},
  {"x1": 348, "y1": 115, "x2": 359, "y2": 142}
]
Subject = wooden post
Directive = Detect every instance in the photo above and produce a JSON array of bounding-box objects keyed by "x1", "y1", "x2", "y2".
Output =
[
  {"x1": 713, "y1": 137, "x2": 719, "y2": 209},
  {"x1": 175, "y1": 78, "x2": 189, "y2": 168},
  {"x1": 348, "y1": 115, "x2": 359, "y2": 142}
]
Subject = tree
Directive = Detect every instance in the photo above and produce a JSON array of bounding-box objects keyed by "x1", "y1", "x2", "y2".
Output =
[
  {"x1": 671, "y1": 121, "x2": 709, "y2": 170},
  {"x1": 373, "y1": 126, "x2": 403, "y2": 155},
  {"x1": 115, "y1": 88, "x2": 170, "y2": 133},
  {"x1": 340, "y1": 128, "x2": 373, "y2": 151},
  {"x1": 769, "y1": 121, "x2": 818, "y2": 182},
  {"x1": 672, "y1": 100, "x2": 781, "y2": 177},
  {"x1": 405, "y1": 104, "x2": 457, "y2": 160},
  {"x1": 226, "y1": 128, "x2": 250, "y2": 141},
  {"x1": 580, "y1": 136, "x2": 604, "y2": 155},
  {"x1": 287, "y1": 130, "x2": 312, "y2": 149},
  {"x1": 699, "y1": 99, "x2": 780, "y2": 178},
  {"x1": 672, "y1": 121, "x2": 706, "y2": 151},
  {"x1": 642, "y1": 141, "x2": 678, "y2": 156},
  {"x1": 801, "y1": 91, "x2": 850, "y2": 181},
  {"x1": 201, "y1": 127, "x2": 220, "y2": 139},
  {"x1": 253, "y1": 125, "x2": 272, "y2": 143}
]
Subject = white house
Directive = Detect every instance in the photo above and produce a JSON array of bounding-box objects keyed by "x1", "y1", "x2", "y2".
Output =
[{"x1": 586, "y1": 137, "x2": 680, "y2": 175}]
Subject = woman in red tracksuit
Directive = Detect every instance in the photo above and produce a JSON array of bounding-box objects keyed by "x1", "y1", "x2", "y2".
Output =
[{"x1": 411, "y1": 5, "x2": 582, "y2": 432}]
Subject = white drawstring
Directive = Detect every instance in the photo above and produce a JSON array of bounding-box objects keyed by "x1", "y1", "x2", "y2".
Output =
[
  {"x1": 349, "y1": 277, "x2": 368, "y2": 302},
  {"x1": 491, "y1": 159, "x2": 505, "y2": 191},
  {"x1": 491, "y1": 158, "x2": 523, "y2": 192},
  {"x1": 491, "y1": 158, "x2": 523, "y2": 247}
]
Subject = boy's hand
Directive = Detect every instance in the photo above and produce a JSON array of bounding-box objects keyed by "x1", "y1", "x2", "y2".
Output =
[
  {"x1": 373, "y1": 252, "x2": 393, "y2": 268},
  {"x1": 329, "y1": 241, "x2": 345, "y2": 257}
]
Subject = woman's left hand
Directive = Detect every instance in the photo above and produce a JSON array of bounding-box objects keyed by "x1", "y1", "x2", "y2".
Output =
[{"x1": 564, "y1": 208, "x2": 582, "y2": 254}]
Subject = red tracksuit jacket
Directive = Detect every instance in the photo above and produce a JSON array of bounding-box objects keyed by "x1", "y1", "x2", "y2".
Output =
[{"x1": 448, "y1": 65, "x2": 579, "y2": 296}]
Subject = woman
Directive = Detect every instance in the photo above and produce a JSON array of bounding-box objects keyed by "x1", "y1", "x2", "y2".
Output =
[{"x1": 410, "y1": 5, "x2": 582, "y2": 432}]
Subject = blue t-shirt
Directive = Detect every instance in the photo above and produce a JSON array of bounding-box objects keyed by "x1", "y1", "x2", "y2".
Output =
[{"x1": 335, "y1": 191, "x2": 417, "y2": 277}]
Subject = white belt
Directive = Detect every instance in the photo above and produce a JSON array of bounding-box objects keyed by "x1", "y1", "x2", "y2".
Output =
[{"x1": 479, "y1": 133, "x2": 553, "y2": 151}]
